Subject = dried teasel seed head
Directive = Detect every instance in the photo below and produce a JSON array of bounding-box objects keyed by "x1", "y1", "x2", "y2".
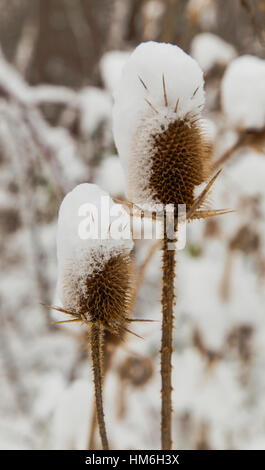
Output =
[
  {"x1": 113, "y1": 41, "x2": 213, "y2": 211},
  {"x1": 147, "y1": 118, "x2": 212, "y2": 210},
  {"x1": 62, "y1": 251, "x2": 134, "y2": 335},
  {"x1": 56, "y1": 184, "x2": 134, "y2": 336}
]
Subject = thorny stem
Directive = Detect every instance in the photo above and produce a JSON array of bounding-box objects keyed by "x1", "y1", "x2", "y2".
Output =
[
  {"x1": 88, "y1": 332, "x2": 117, "y2": 450},
  {"x1": 90, "y1": 323, "x2": 109, "y2": 450},
  {"x1": 161, "y1": 231, "x2": 176, "y2": 450}
]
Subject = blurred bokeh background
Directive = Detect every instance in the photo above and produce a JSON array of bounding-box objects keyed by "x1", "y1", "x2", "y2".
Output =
[{"x1": 0, "y1": 0, "x2": 265, "y2": 450}]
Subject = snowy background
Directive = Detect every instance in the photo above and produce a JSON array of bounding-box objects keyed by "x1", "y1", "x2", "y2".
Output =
[{"x1": 0, "y1": 0, "x2": 265, "y2": 450}]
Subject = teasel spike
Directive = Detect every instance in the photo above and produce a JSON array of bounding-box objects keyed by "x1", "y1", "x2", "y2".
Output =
[
  {"x1": 126, "y1": 318, "x2": 158, "y2": 323},
  {"x1": 51, "y1": 319, "x2": 82, "y2": 325},
  {"x1": 138, "y1": 75, "x2": 148, "y2": 90},
  {"x1": 122, "y1": 327, "x2": 144, "y2": 340},
  {"x1": 174, "y1": 98, "x2": 180, "y2": 113},
  {"x1": 144, "y1": 98, "x2": 159, "y2": 114},
  {"x1": 192, "y1": 85, "x2": 200, "y2": 99},
  {"x1": 190, "y1": 209, "x2": 235, "y2": 221},
  {"x1": 186, "y1": 169, "x2": 223, "y2": 220},
  {"x1": 162, "y1": 73, "x2": 168, "y2": 107},
  {"x1": 39, "y1": 302, "x2": 77, "y2": 317}
]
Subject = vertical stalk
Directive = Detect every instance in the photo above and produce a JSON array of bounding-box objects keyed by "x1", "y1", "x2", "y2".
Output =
[
  {"x1": 87, "y1": 402, "x2": 97, "y2": 450},
  {"x1": 88, "y1": 335, "x2": 116, "y2": 450},
  {"x1": 90, "y1": 323, "x2": 109, "y2": 450},
  {"x1": 161, "y1": 233, "x2": 176, "y2": 450}
]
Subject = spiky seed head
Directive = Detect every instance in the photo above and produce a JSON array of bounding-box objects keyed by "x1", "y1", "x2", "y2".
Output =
[
  {"x1": 148, "y1": 119, "x2": 212, "y2": 211},
  {"x1": 113, "y1": 41, "x2": 213, "y2": 211},
  {"x1": 57, "y1": 184, "x2": 134, "y2": 336},
  {"x1": 62, "y1": 252, "x2": 134, "y2": 335}
]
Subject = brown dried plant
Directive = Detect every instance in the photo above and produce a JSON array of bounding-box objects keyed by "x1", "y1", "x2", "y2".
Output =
[
  {"x1": 140, "y1": 77, "x2": 231, "y2": 449},
  {"x1": 44, "y1": 240, "x2": 159, "y2": 450},
  {"x1": 86, "y1": 241, "x2": 160, "y2": 449},
  {"x1": 119, "y1": 73, "x2": 231, "y2": 449},
  {"x1": 43, "y1": 251, "x2": 136, "y2": 450}
]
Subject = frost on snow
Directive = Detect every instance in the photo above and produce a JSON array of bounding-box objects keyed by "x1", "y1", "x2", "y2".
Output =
[
  {"x1": 221, "y1": 55, "x2": 265, "y2": 130},
  {"x1": 113, "y1": 41, "x2": 206, "y2": 206},
  {"x1": 191, "y1": 33, "x2": 237, "y2": 72},
  {"x1": 56, "y1": 183, "x2": 133, "y2": 313}
]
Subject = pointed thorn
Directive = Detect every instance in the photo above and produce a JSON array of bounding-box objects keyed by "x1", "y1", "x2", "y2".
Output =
[
  {"x1": 190, "y1": 209, "x2": 235, "y2": 220},
  {"x1": 126, "y1": 318, "x2": 159, "y2": 323},
  {"x1": 174, "y1": 98, "x2": 180, "y2": 113},
  {"x1": 39, "y1": 302, "x2": 77, "y2": 316},
  {"x1": 192, "y1": 85, "x2": 200, "y2": 99},
  {"x1": 51, "y1": 319, "x2": 82, "y2": 325},
  {"x1": 144, "y1": 98, "x2": 158, "y2": 114},
  {"x1": 138, "y1": 75, "x2": 148, "y2": 90},
  {"x1": 187, "y1": 169, "x2": 223, "y2": 220},
  {"x1": 162, "y1": 73, "x2": 168, "y2": 107},
  {"x1": 123, "y1": 327, "x2": 144, "y2": 340}
]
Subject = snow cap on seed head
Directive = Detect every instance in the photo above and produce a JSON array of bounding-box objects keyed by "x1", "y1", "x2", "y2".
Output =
[
  {"x1": 56, "y1": 184, "x2": 134, "y2": 328},
  {"x1": 113, "y1": 41, "x2": 212, "y2": 210}
]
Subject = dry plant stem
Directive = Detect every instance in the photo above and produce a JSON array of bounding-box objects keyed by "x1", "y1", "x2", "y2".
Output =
[
  {"x1": 88, "y1": 402, "x2": 98, "y2": 450},
  {"x1": 161, "y1": 233, "x2": 176, "y2": 450},
  {"x1": 90, "y1": 323, "x2": 109, "y2": 450},
  {"x1": 88, "y1": 337, "x2": 117, "y2": 450}
]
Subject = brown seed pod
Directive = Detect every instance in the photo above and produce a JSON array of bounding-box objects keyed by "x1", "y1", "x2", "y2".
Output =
[
  {"x1": 61, "y1": 251, "x2": 135, "y2": 336},
  {"x1": 127, "y1": 112, "x2": 213, "y2": 213},
  {"x1": 149, "y1": 119, "x2": 213, "y2": 211}
]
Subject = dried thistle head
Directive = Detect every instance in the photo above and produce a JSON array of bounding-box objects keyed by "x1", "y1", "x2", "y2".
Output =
[
  {"x1": 55, "y1": 183, "x2": 135, "y2": 337},
  {"x1": 62, "y1": 250, "x2": 135, "y2": 336},
  {"x1": 148, "y1": 118, "x2": 212, "y2": 211},
  {"x1": 113, "y1": 41, "x2": 213, "y2": 212}
]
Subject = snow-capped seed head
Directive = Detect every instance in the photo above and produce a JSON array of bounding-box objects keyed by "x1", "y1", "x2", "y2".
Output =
[
  {"x1": 56, "y1": 183, "x2": 134, "y2": 334},
  {"x1": 113, "y1": 41, "x2": 213, "y2": 211}
]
